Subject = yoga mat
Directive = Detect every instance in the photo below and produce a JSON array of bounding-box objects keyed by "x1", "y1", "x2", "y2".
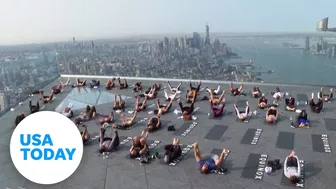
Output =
[
  {"x1": 276, "y1": 132, "x2": 295, "y2": 150},
  {"x1": 241, "y1": 128, "x2": 262, "y2": 145},
  {"x1": 204, "y1": 125, "x2": 228, "y2": 141},
  {"x1": 241, "y1": 153, "x2": 268, "y2": 180},
  {"x1": 159, "y1": 144, "x2": 193, "y2": 166},
  {"x1": 324, "y1": 118, "x2": 336, "y2": 131},
  {"x1": 312, "y1": 134, "x2": 332, "y2": 153},
  {"x1": 174, "y1": 123, "x2": 191, "y2": 136}
]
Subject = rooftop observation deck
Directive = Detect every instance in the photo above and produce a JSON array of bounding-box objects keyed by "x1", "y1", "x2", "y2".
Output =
[{"x1": 1, "y1": 76, "x2": 336, "y2": 189}]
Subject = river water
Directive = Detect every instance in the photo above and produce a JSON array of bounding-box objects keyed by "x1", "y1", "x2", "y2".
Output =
[{"x1": 221, "y1": 37, "x2": 336, "y2": 86}]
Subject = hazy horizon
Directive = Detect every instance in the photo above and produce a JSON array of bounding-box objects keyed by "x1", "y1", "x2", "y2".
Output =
[{"x1": 0, "y1": 0, "x2": 335, "y2": 45}]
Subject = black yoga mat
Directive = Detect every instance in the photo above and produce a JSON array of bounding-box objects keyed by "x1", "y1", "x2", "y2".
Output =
[
  {"x1": 276, "y1": 132, "x2": 295, "y2": 150},
  {"x1": 204, "y1": 125, "x2": 228, "y2": 141},
  {"x1": 241, "y1": 128, "x2": 262, "y2": 145}
]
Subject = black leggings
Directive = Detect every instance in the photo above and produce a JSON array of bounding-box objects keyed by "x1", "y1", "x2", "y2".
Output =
[
  {"x1": 309, "y1": 99, "x2": 322, "y2": 113},
  {"x1": 99, "y1": 133, "x2": 120, "y2": 152},
  {"x1": 190, "y1": 83, "x2": 201, "y2": 93},
  {"x1": 29, "y1": 100, "x2": 39, "y2": 113},
  {"x1": 179, "y1": 102, "x2": 194, "y2": 114},
  {"x1": 164, "y1": 144, "x2": 182, "y2": 163},
  {"x1": 286, "y1": 157, "x2": 298, "y2": 167}
]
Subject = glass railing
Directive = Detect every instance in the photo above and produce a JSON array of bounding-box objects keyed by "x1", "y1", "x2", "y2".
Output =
[
  {"x1": 1, "y1": 33, "x2": 336, "y2": 115},
  {"x1": 57, "y1": 34, "x2": 336, "y2": 87}
]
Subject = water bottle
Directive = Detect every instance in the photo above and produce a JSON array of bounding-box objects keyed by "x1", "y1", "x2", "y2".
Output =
[{"x1": 265, "y1": 166, "x2": 272, "y2": 175}]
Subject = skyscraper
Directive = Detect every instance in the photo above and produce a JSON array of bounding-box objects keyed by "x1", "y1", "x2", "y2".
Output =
[
  {"x1": 319, "y1": 36, "x2": 323, "y2": 44},
  {"x1": 205, "y1": 23, "x2": 210, "y2": 46},
  {"x1": 0, "y1": 93, "x2": 8, "y2": 112},
  {"x1": 305, "y1": 36, "x2": 310, "y2": 52},
  {"x1": 73, "y1": 37, "x2": 76, "y2": 46}
]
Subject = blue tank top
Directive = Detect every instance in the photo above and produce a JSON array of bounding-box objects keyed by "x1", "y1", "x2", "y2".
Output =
[{"x1": 198, "y1": 157, "x2": 216, "y2": 171}]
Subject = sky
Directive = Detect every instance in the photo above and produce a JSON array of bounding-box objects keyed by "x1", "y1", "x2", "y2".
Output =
[{"x1": 0, "y1": 0, "x2": 335, "y2": 45}]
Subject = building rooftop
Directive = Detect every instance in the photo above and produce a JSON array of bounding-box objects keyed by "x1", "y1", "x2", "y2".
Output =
[{"x1": 1, "y1": 77, "x2": 336, "y2": 189}]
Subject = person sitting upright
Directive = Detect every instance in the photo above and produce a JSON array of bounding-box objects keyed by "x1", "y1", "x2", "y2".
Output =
[
  {"x1": 129, "y1": 130, "x2": 149, "y2": 159},
  {"x1": 133, "y1": 82, "x2": 142, "y2": 92},
  {"x1": 135, "y1": 96, "x2": 147, "y2": 111},
  {"x1": 233, "y1": 101, "x2": 250, "y2": 121},
  {"x1": 206, "y1": 85, "x2": 221, "y2": 95},
  {"x1": 39, "y1": 90, "x2": 54, "y2": 103},
  {"x1": 178, "y1": 96, "x2": 195, "y2": 120},
  {"x1": 229, "y1": 82, "x2": 244, "y2": 96},
  {"x1": 29, "y1": 100, "x2": 40, "y2": 113},
  {"x1": 147, "y1": 110, "x2": 161, "y2": 132},
  {"x1": 284, "y1": 151, "x2": 301, "y2": 185},
  {"x1": 285, "y1": 95, "x2": 296, "y2": 111},
  {"x1": 272, "y1": 87, "x2": 285, "y2": 101},
  {"x1": 193, "y1": 142, "x2": 228, "y2": 174},
  {"x1": 118, "y1": 77, "x2": 128, "y2": 89},
  {"x1": 291, "y1": 110, "x2": 309, "y2": 128},
  {"x1": 163, "y1": 138, "x2": 182, "y2": 164},
  {"x1": 15, "y1": 113, "x2": 25, "y2": 127},
  {"x1": 90, "y1": 80, "x2": 100, "y2": 88},
  {"x1": 74, "y1": 105, "x2": 97, "y2": 125},
  {"x1": 318, "y1": 87, "x2": 333, "y2": 102},
  {"x1": 99, "y1": 123, "x2": 120, "y2": 153},
  {"x1": 77, "y1": 78, "x2": 87, "y2": 87},
  {"x1": 210, "y1": 100, "x2": 226, "y2": 118},
  {"x1": 251, "y1": 86, "x2": 261, "y2": 98},
  {"x1": 266, "y1": 105, "x2": 279, "y2": 124},
  {"x1": 112, "y1": 111, "x2": 137, "y2": 129},
  {"x1": 154, "y1": 97, "x2": 174, "y2": 115},
  {"x1": 113, "y1": 94, "x2": 125, "y2": 111},
  {"x1": 167, "y1": 81, "x2": 182, "y2": 94},
  {"x1": 209, "y1": 89, "x2": 226, "y2": 105},
  {"x1": 258, "y1": 94, "x2": 268, "y2": 109},
  {"x1": 105, "y1": 78, "x2": 116, "y2": 90},
  {"x1": 80, "y1": 125, "x2": 90, "y2": 144},
  {"x1": 308, "y1": 93, "x2": 323, "y2": 113}
]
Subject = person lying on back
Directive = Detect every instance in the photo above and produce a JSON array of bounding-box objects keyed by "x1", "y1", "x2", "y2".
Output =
[
  {"x1": 193, "y1": 142, "x2": 228, "y2": 174},
  {"x1": 284, "y1": 151, "x2": 301, "y2": 184}
]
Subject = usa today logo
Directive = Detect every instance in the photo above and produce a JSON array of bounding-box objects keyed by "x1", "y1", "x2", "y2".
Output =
[{"x1": 10, "y1": 111, "x2": 83, "y2": 185}]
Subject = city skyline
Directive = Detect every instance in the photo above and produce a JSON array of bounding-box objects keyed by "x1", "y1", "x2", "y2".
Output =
[{"x1": 0, "y1": 0, "x2": 336, "y2": 45}]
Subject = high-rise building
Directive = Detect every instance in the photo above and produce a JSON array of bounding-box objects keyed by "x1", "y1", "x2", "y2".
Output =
[
  {"x1": 73, "y1": 37, "x2": 76, "y2": 46},
  {"x1": 173, "y1": 38, "x2": 179, "y2": 49},
  {"x1": 322, "y1": 41, "x2": 328, "y2": 50},
  {"x1": 305, "y1": 36, "x2": 310, "y2": 52},
  {"x1": 319, "y1": 36, "x2": 323, "y2": 45},
  {"x1": 213, "y1": 39, "x2": 221, "y2": 51},
  {"x1": 164, "y1": 37, "x2": 169, "y2": 47},
  {"x1": 91, "y1": 41, "x2": 95, "y2": 50},
  {"x1": 192, "y1": 32, "x2": 201, "y2": 49},
  {"x1": 0, "y1": 93, "x2": 8, "y2": 112},
  {"x1": 205, "y1": 23, "x2": 210, "y2": 46}
]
